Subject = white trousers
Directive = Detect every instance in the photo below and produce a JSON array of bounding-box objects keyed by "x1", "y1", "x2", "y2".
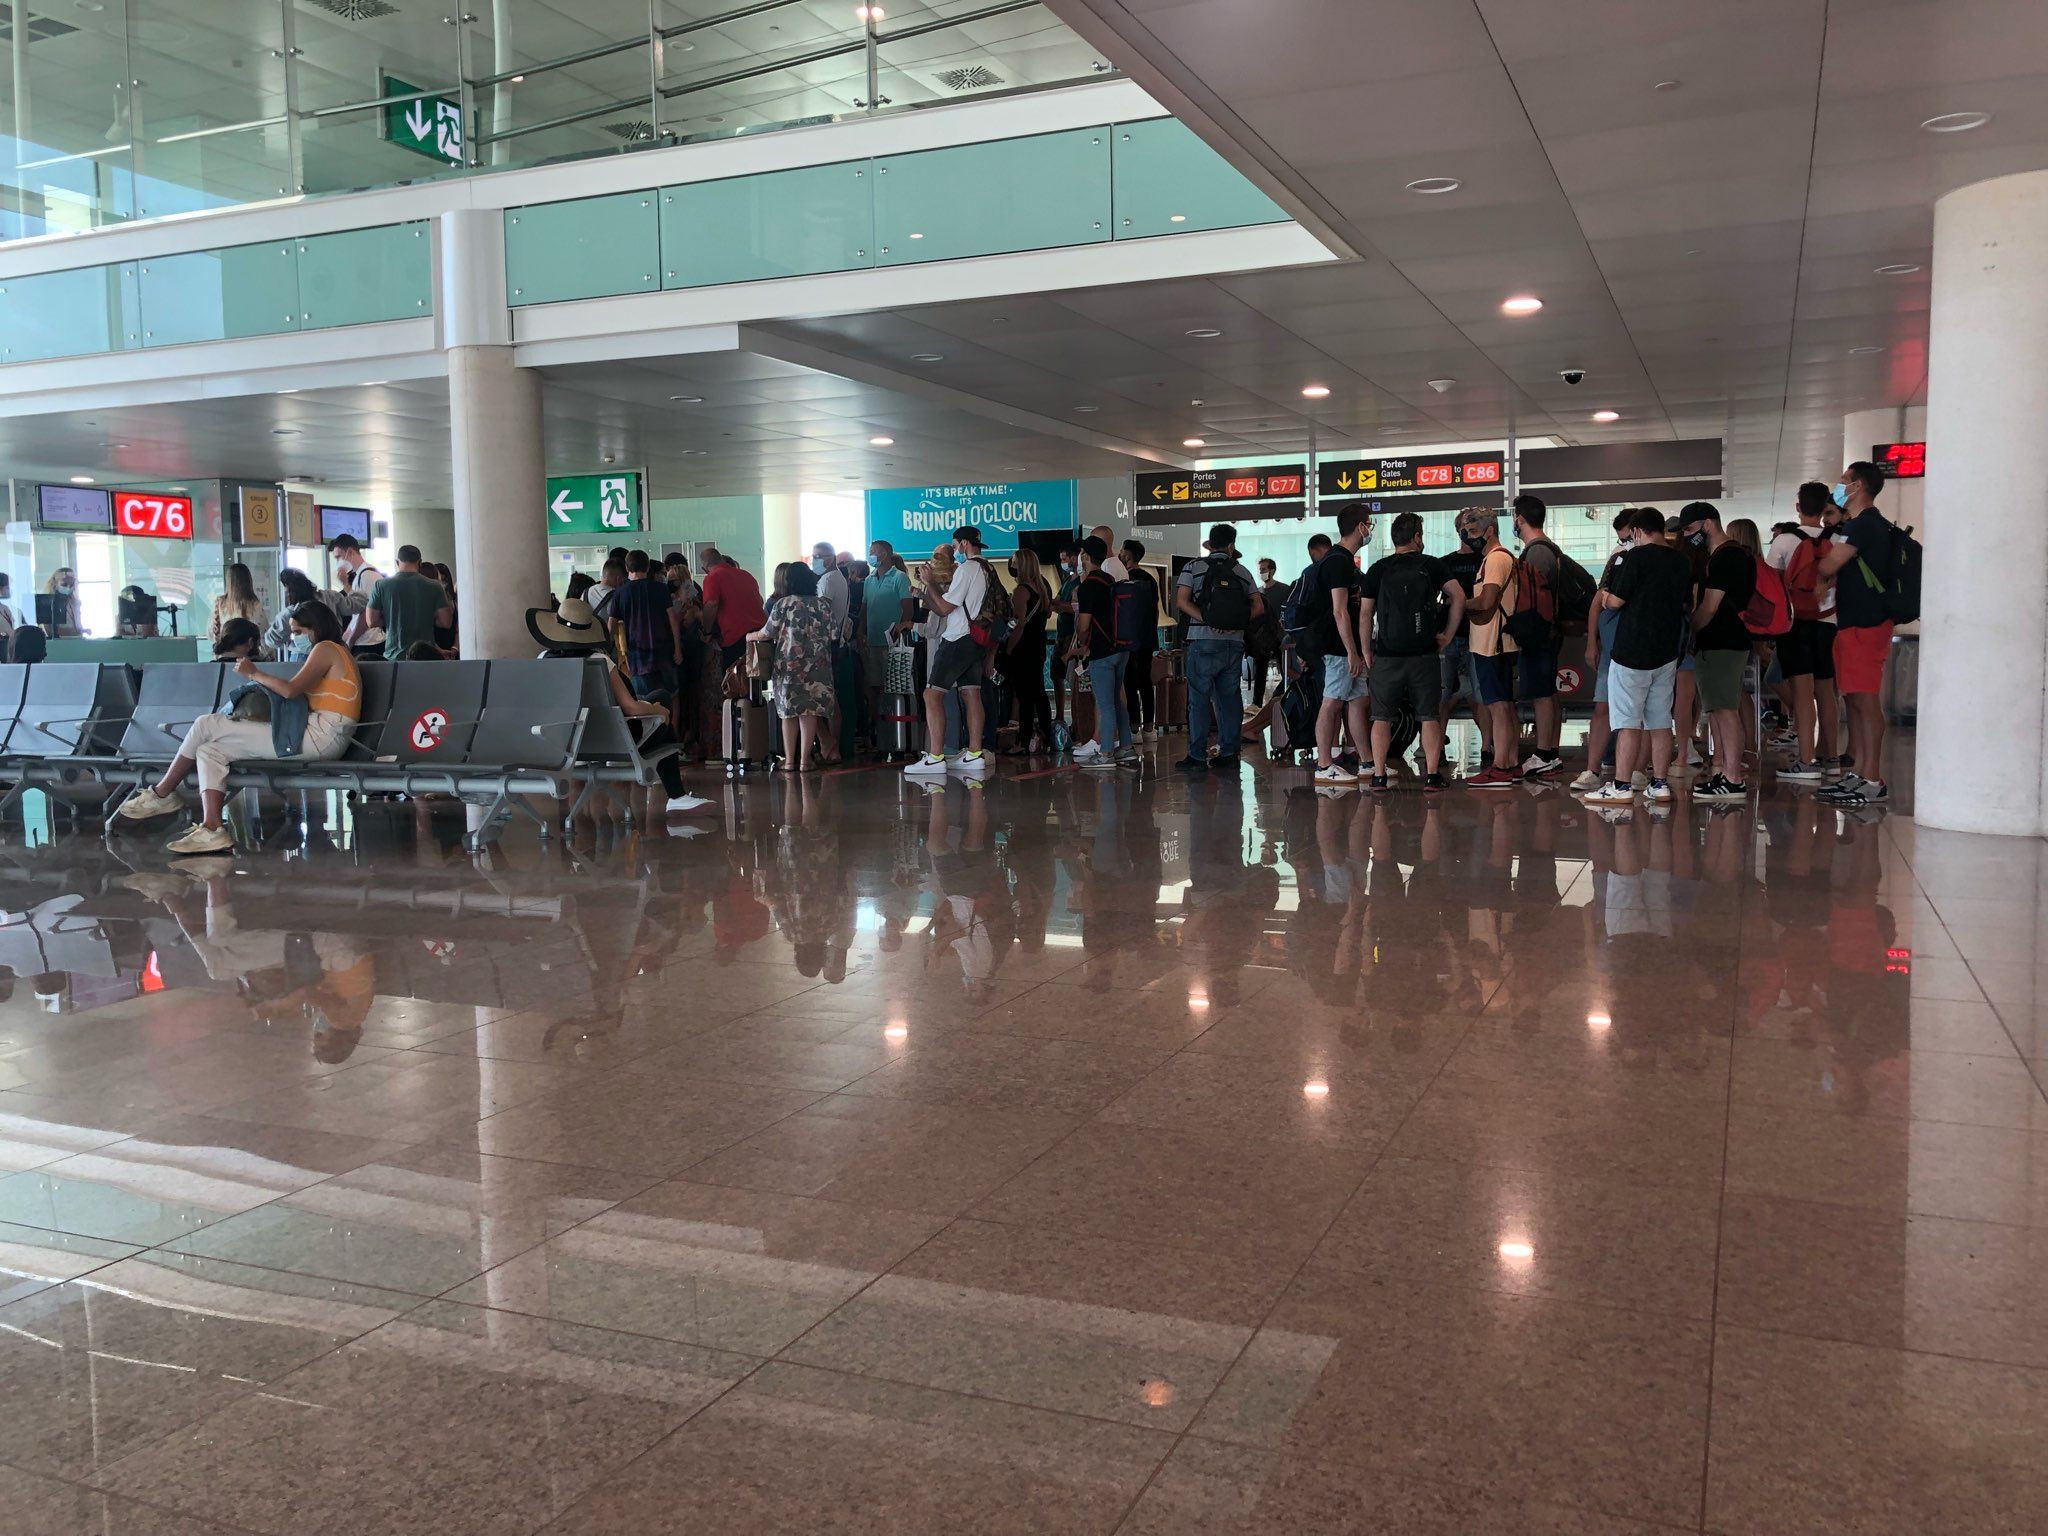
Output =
[{"x1": 178, "y1": 709, "x2": 353, "y2": 794}]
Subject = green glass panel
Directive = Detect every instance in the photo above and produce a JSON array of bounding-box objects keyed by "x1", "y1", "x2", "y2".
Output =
[
  {"x1": 873, "y1": 128, "x2": 1110, "y2": 265},
  {"x1": 298, "y1": 223, "x2": 433, "y2": 327},
  {"x1": 1112, "y1": 118, "x2": 1286, "y2": 239},
  {"x1": 660, "y1": 161, "x2": 875, "y2": 289},
  {"x1": 137, "y1": 242, "x2": 301, "y2": 348},
  {"x1": 505, "y1": 192, "x2": 662, "y2": 306},
  {"x1": 0, "y1": 263, "x2": 135, "y2": 362}
]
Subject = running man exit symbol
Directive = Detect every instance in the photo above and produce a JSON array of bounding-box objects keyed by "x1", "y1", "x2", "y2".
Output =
[{"x1": 599, "y1": 478, "x2": 633, "y2": 529}]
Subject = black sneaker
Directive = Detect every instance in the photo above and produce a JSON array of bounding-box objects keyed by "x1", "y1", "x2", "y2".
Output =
[
  {"x1": 1173, "y1": 756, "x2": 1208, "y2": 773},
  {"x1": 1368, "y1": 772, "x2": 1390, "y2": 793},
  {"x1": 1827, "y1": 776, "x2": 1888, "y2": 806},
  {"x1": 1423, "y1": 771, "x2": 1451, "y2": 793},
  {"x1": 1211, "y1": 753, "x2": 1242, "y2": 770},
  {"x1": 1695, "y1": 773, "x2": 1746, "y2": 800}
]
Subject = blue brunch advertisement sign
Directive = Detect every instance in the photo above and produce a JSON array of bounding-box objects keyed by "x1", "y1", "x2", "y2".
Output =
[{"x1": 864, "y1": 480, "x2": 1077, "y2": 555}]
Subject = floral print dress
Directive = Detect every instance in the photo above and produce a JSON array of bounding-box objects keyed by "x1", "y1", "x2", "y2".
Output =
[{"x1": 762, "y1": 594, "x2": 836, "y2": 719}]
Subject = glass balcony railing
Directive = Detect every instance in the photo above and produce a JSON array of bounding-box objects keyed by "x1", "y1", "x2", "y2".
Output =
[{"x1": 0, "y1": 0, "x2": 1113, "y2": 245}]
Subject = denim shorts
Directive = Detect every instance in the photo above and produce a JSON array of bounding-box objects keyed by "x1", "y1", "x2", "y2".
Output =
[
  {"x1": 1321, "y1": 652, "x2": 1368, "y2": 702},
  {"x1": 1591, "y1": 609, "x2": 1621, "y2": 704},
  {"x1": 1515, "y1": 635, "x2": 1558, "y2": 700},
  {"x1": 1472, "y1": 652, "x2": 1515, "y2": 706},
  {"x1": 1609, "y1": 660, "x2": 1676, "y2": 732}
]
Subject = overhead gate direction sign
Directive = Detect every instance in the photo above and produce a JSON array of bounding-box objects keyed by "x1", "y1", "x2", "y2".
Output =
[
  {"x1": 1319, "y1": 456, "x2": 1504, "y2": 496},
  {"x1": 1134, "y1": 464, "x2": 1305, "y2": 508}
]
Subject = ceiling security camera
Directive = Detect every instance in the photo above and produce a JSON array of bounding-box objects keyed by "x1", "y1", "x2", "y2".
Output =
[{"x1": 1560, "y1": 368, "x2": 1586, "y2": 386}]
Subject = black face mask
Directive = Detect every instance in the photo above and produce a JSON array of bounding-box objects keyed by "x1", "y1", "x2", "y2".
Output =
[
  {"x1": 1462, "y1": 532, "x2": 1487, "y2": 551},
  {"x1": 1684, "y1": 529, "x2": 1707, "y2": 548}
]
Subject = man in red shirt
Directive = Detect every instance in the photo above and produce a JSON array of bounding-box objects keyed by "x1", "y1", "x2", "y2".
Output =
[{"x1": 698, "y1": 547, "x2": 767, "y2": 669}]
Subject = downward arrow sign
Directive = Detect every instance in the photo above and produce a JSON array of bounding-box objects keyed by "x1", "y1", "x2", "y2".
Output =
[
  {"x1": 405, "y1": 101, "x2": 430, "y2": 140},
  {"x1": 549, "y1": 488, "x2": 582, "y2": 523}
]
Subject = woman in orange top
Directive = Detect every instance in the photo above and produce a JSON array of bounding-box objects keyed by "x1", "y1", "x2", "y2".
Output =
[{"x1": 115, "y1": 601, "x2": 361, "y2": 855}]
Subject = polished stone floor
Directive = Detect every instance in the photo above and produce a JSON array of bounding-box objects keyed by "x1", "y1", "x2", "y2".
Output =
[{"x1": 0, "y1": 733, "x2": 2043, "y2": 1534}]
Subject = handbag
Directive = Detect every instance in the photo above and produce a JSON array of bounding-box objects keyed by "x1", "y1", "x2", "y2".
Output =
[
  {"x1": 882, "y1": 642, "x2": 918, "y2": 694},
  {"x1": 721, "y1": 661, "x2": 748, "y2": 701},
  {"x1": 746, "y1": 635, "x2": 776, "y2": 680}
]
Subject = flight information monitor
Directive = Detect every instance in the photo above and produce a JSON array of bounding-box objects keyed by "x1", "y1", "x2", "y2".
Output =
[{"x1": 36, "y1": 483, "x2": 114, "y2": 530}]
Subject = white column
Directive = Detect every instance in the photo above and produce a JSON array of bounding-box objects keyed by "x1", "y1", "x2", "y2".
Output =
[
  {"x1": 1918, "y1": 169, "x2": 2048, "y2": 836},
  {"x1": 449, "y1": 344, "x2": 548, "y2": 659}
]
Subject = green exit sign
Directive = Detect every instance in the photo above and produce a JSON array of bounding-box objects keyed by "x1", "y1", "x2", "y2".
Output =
[
  {"x1": 380, "y1": 71, "x2": 463, "y2": 166},
  {"x1": 547, "y1": 471, "x2": 644, "y2": 536}
]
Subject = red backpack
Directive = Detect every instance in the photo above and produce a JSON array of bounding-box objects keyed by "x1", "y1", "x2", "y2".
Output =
[
  {"x1": 1783, "y1": 531, "x2": 1831, "y2": 620},
  {"x1": 1743, "y1": 561, "x2": 1793, "y2": 637}
]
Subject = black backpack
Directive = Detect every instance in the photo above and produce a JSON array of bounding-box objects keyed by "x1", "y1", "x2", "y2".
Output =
[
  {"x1": 1370, "y1": 557, "x2": 1442, "y2": 651},
  {"x1": 1194, "y1": 558, "x2": 1253, "y2": 631},
  {"x1": 1856, "y1": 516, "x2": 1922, "y2": 624},
  {"x1": 11, "y1": 624, "x2": 46, "y2": 663}
]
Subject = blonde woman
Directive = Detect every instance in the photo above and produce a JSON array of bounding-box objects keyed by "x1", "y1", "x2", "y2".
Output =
[
  {"x1": 209, "y1": 562, "x2": 266, "y2": 645},
  {"x1": 43, "y1": 568, "x2": 83, "y2": 636},
  {"x1": 1000, "y1": 547, "x2": 1054, "y2": 754}
]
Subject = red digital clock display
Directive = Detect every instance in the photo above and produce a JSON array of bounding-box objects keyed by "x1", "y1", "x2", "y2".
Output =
[{"x1": 1873, "y1": 441, "x2": 1925, "y2": 480}]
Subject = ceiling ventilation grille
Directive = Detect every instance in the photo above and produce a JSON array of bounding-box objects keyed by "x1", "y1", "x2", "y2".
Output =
[
  {"x1": 602, "y1": 119, "x2": 656, "y2": 141},
  {"x1": 304, "y1": 0, "x2": 401, "y2": 19},
  {"x1": 0, "y1": 3, "x2": 78, "y2": 42},
  {"x1": 936, "y1": 65, "x2": 1002, "y2": 91}
]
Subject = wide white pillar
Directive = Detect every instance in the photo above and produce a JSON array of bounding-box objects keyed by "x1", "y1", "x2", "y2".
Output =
[
  {"x1": 1918, "y1": 169, "x2": 2048, "y2": 836},
  {"x1": 449, "y1": 344, "x2": 548, "y2": 659}
]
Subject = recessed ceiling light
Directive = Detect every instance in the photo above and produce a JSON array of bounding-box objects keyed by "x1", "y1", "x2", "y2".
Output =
[
  {"x1": 1302, "y1": 1079, "x2": 1330, "y2": 1098},
  {"x1": 669, "y1": 395, "x2": 704, "y2": 403},
  {"x1": 1300, "y1": 384, "x2": 1331, "y2": 399},
  {"x1": 1501, "y1": 295, "x2": 1544, "y2": 315},
  {"x1": 1185, "y1": 327, "x2": 1223, "y2": 338},
  {"x1": 1073, "y1": 404, "x2": 1099, "y2": 413},
  {"x1": 1848, "y1": 345, "x2": 1885, "y2": 355},
  {"x1": 1921, "y1": 110, "x2": 1990, "y2": 133},
  {"x1": 1405, "y1": 176, "x2": 1460, "y2": 195},
  {"x1": 1654, "y1": 79, "x2": 1682, "y2": 92},
  {"x1": 868, "y1": 435, "x2": 895, "y2": 446},
  {"x1": 69, "y1": 474, "x2": 95, "y2": 484},
  {"x1": 908, "y1": 232, "x2": 924, "y2": 240},
  {"x1": 509, "y1": 74, "x2": 525, "y2": 83},
  {"x1": 1592, "y1": 409, "x2": 1620, "y2": 422},
  {"x1": 1183, "y1": 437, "x2": 1206, "y2": 448},
  {"x1": 1498, "y1": 1240, "x2": 1536, "y2": 1260},
  {"x1": 910, "y1": 353, "x2": 944, "y2": 363},
  {"x1": 1874, "y1": 262, "x2": 1922, "y2": 276},
  {"x1": 1189, "y1": 398, "x2": 1205, "y2": 406},
  {"x1": 1169, "y1": 214, "x2": 1187, "y2": 223},
  {"x1": 1427, "y1": 377, "x2": 1456, "y2": 393}
]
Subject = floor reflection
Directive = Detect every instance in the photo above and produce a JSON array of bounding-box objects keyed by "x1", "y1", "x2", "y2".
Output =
[{"x1": 0, "y1": 755, "x2": 2042, "y2": 1533}]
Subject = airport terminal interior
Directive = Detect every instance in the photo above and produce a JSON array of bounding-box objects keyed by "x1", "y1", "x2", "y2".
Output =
[{"x1": 0, "y1": 2, "x2": 2046, "y2": 1532}]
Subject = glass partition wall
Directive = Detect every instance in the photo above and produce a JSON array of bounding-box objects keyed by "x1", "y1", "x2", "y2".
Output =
[{"x1": 0, "y1": 0, "x2": 1109, "y2": 243}]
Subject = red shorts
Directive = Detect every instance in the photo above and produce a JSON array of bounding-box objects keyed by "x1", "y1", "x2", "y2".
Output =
[{"x1": 1832, "y1": 621, "x2": 1893, "y2": 696}]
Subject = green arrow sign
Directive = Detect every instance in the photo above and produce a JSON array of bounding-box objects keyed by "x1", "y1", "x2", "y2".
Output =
[
  {"x1": 380, "y1": 72, "x2": 463, "y2": 166},
  {"x1": 547, "y1": 471, "x2": 644, "y2": 536}
]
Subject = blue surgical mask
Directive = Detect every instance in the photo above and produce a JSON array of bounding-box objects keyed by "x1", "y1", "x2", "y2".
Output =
[
  {"x1": 1830, "y1": 482, "x2": 1849, "y2": 509},
  {"x1": 811, "y1": 557, "x2": 829, "y2": 575},
  {"x1": 287, "y1": 633, "x2": 311, "y2": 659}
]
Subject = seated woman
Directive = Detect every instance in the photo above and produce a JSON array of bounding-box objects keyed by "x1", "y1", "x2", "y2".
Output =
[{"x1": 113, "y1": 601, "x2": 362, "y2": 855}]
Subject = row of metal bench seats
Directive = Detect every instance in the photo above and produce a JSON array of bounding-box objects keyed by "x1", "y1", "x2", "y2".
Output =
[{"x1": 0, "y1": 657, "x2": 677, "y2": 832}]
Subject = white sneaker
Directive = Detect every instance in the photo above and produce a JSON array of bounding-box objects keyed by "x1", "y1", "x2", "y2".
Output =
[
  {"x1": 664, "y1": 794, "x2": 714, "y2": 814},
  {"x1": 904, "y1": 754, "x2": 950, "y2": 777},
  {"x1": 116, "y1": 786, "x2": 179, "y2": 821},
  {"x1": 954, "y1": 750, "x2": 990, "y2": 776},
  {"x1": 1071, "y1": 740, "x2": 1103, "y2": 762},
  {"x1": 1569, "y1": 769, "x2": 1603, "y2": 792},
  {"x1": 1314, "y1": 764, "x2": 1358, "y2": 787},
  {"x1": 165, "y1": 823, "x2": 233, "y2": 856},
  {"x1": 1645, "y1": 779, "x2": 1674, "y2": 804},
  {"x1": 1583, "y1": 781, "x2": 1634, "y2": 806}
]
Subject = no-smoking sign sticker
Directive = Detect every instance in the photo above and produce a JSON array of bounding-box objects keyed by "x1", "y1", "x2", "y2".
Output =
[
  {"x1": 1555, "y1": 665, "x2": 1583, "y2": 695},
  {"x1": 409, "y1": 708, "x2": 449, "y2": 752}
]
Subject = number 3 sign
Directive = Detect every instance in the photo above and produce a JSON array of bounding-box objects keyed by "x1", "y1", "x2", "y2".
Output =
[{"x1": 114, "y1": 493, "x2": 194, "y2": 540}]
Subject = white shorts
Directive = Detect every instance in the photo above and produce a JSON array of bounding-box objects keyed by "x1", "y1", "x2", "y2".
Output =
[{"x1": 1608, "y1": 661, "x2": 1676, "y2": 733}]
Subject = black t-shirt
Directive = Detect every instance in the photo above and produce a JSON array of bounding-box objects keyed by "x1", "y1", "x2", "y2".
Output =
[
  {"x1": 1359, "y1": 551, "x2": 1453, "y2": 658},
  {"x1": 1076, "y1": 571, "x2": 1117, "y2": 662},
  {"x1": 1128, "y1": 568, "x2": 1161, "y2": 648},
  {"x1": 1308, "y1": 546, "x2": 1361, "y2": 655},
  {"x1": 1697, "y1": 541, "x2": 1757, "y2": 651},
  {"x1": 1833, "y1": 507, "x2": 1893, "y2": 629},
  {"x1": 1439, "y1": 548, "x2": 1482, "y2": 637},
  {"x1": 1606, "y1": 543, "x2": 1693, "y2": 671}
]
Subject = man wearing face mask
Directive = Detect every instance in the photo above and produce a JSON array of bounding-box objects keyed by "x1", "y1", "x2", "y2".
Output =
[
  {"x1": 812, "y1": 542, "x2": 853, "y2": 751},
  {"x1": 1677, "y1": 503, "x2": 1756, "y2": 799},
  {"x1": 1814, "y1": 461, "x2": 1896, "y2": 805},
  {"x1": 904, "y1": 526, "x2": 993, "y2": 777},
  {"x1": 1458, "y1": 507, "x2": 1525, "y2": 787}
]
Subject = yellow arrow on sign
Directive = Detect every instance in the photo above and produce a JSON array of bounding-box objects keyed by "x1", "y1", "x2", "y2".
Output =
[
  {"x1": 1338, "y1": 471, "x2": 1353, "y2": 490},
  {"x1": 1150, "y1": 484, "x2": 1167, "y2": 500}
]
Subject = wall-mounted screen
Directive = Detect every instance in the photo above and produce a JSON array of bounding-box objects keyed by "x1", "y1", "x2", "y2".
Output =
[
  {"x1": 37, "y1": 483, "x2": 114, "y2": 530},
  {"x1": 317, "y1": 505, "x2": 373, "y2": 544}
]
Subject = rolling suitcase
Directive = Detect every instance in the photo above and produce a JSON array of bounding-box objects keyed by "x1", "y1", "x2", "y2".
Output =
[
  {"x1": 723, "y1": 695, "x2": 774, "y2": 777},
  {"x1": 877, "y1": 692, "x2": 921, "y2": 757}
]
